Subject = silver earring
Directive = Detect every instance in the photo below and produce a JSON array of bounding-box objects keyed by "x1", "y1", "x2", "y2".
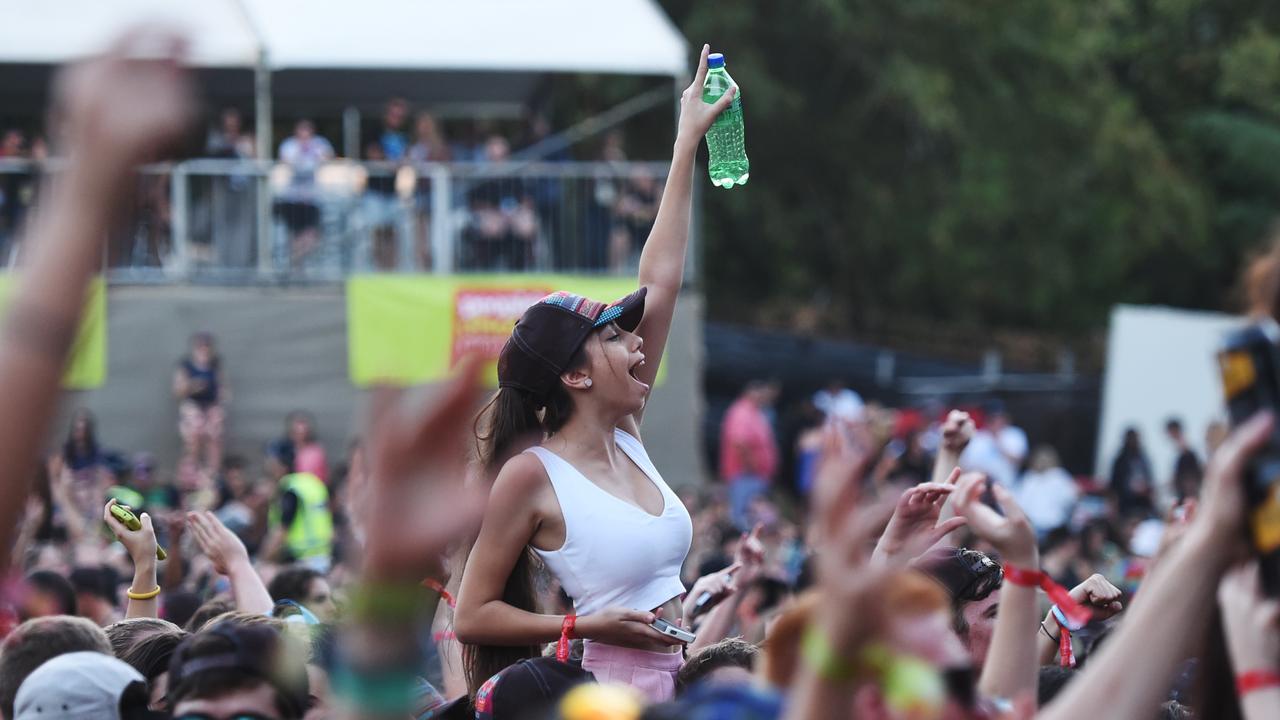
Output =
[{"x1": 584, "y1": 378, "x2": 593, "y2": 388}]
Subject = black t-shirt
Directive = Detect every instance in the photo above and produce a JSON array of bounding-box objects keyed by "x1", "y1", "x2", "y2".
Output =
[
  {"x1": 1174, "y1": 448, "x2": 1202, "y2": 482},
  {"x1": 279, "y1": 490, "x2": 300, "y2": 527}
]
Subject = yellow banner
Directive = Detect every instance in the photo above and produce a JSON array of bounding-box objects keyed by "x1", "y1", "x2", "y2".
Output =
[
  {"x1": 0, "y1": 275, "x2": 107, "y2": 389},
  {"x1": 347, "y1": 274, "x2": 666, "y2": 388}
]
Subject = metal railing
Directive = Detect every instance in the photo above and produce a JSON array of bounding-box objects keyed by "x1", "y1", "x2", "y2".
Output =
[{"x1": 0, "y1": 158, "x2": 683, "y2": 282}]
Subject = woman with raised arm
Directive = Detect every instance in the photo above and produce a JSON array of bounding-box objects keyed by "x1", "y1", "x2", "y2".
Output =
[{"x1": 455, "y1": 45, "x2": 737, "y2": 703}]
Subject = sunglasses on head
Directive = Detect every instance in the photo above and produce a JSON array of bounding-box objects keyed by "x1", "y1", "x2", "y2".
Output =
[{"x1": 954, "y1": 549, "x2": 1003, "y2": 603}]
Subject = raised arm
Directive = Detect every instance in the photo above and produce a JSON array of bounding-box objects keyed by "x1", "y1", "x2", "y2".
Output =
[
  {"x1": 1040, "y1": 411, "x2": 1273, "y2": 720},
  {"x1": 103, "y1": 499, "x2": 161, "y2": 619},
  {"x1": 0, "y1": 32, "x2": 192, "y2": 573},
  {"x1": 932, "y1": 410, "x2": 974, "y2": 546},
  {"x1": 187, "y1": 510, "x2": 273, "y2": 615},
  {"x1": 1219, "y1": 561, "x2": 1280, "y2": 720},
  {"x1": 623, "y1": 44, "x2": 738, "y2": 433},
  {"x1": 951, "y1": 473, "x2": 1040, "y2": 701}
]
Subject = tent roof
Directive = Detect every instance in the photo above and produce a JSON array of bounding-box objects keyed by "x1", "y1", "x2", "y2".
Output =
[
  {"x1": 0, "y1": 0, "x2": 260, "y2": 68},
  {"x1": 0, "y1": 0, "x2": 688, "y2": 78}
]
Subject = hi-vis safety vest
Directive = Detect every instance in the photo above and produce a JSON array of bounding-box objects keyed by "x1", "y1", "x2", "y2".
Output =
[{"x1": 270, "y1": 472, "x2": 333, "y2": 561}]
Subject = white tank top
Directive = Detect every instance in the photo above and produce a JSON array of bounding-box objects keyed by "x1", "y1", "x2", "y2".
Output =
[{"x1": 526, "y1": 428, "x2": 692, "y2": 617}]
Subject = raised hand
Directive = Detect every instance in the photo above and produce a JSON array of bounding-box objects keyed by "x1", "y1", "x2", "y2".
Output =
[
  {"x1": 809, "y1": 424, "x2": 895, "y2": 655},
  {"x1": 103, "y1": 499, "x2": 158, "y2": 567},
  {"x1": 940, "y1": 410, "x2": 976, "y2": 456},
  {"x1": 186, "y1": 510, "x2": 249, "y2": 576},
  {"x1": 952, "y1": 472, "x2": 1037, "y2": 567},
  {"x1": 872, "y1": 482, "x2": 968, "y2": 564},
  {"x1": 1068, "y1": 574, "x2": 1123, "y2": 621},
  {"x1": 682, "y1": 563, "x2": 741, "y2": 619},
  {"x1": 360, "y1": 356, "x2": 488, "y2": 582},
  {"x1": 676, "y1": 44, "x2": 739, "y2": 146},
  {"x1": 186, "y1": 509, "x2": 272, "y2": 614},
  {"x1": 52, "y1": 27, "x2": 194, "y2": 172},
  {"x1": 1194, "y1": 411, "x2": 1274, "y2": 559}
]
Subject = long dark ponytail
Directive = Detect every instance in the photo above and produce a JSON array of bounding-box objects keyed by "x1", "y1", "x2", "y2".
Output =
[{"x1": 462, "y1": 345, "x2": 585, "y2": 695}]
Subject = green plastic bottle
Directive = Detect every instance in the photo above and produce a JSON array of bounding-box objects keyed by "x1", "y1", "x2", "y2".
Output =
[{"x1": 702, "y1": 52, "x2": 749, "y2": 188}]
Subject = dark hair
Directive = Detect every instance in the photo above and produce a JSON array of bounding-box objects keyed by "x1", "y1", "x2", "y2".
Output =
[
  {"x1": 463, "y1": 343, "x2": 588, "y2": 696},
  {"x1": 1040, "y1": 527, "x2": 1075, "y2": 555},
  {"x1": 0, "y1": 615, "x2": 111, "y2": 719},
  {"x1": 168, "y1": 623, "x2": 307, "y2": 719},
  {"x1": 1165, "y1": 417, "x2": 1184, "y2": 434},
  {"x1": 26, "y1": 569, "x2": 78, "y2": 617},
  {"x1": 222, "y1": 455, "x2": 247, "y2": 474},
  {"x1": 70, "y1": 565, "x2": 120, "y2": 607},
  {"x1": 1037, "y1": 665, "x2": 1076, "y2": 707},
  {"x1": 676, "y1": 638, "x2": 759, "y2": 695},
  {"x1": 63, "y1": 408, "x2": 99, "y2": 466},
  {"x1": 184, "y1": 598, "x2": 234, "y2": 632},
  {"x1": 268, "y1": 565, "x2": 322, "y2": 605},
  {"x1": 106, "y1": 618, "x2": 187, "y2": 683},
  {"x1": 162, "y1": 591, "x2": 202, "y2": 631}
]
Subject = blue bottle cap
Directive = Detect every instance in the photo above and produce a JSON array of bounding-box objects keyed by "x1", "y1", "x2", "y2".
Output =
[{"x1": 707, "y1": 53, "x2": 725, "y2": 68}]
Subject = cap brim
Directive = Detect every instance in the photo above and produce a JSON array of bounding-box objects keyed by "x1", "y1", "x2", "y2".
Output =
[{"x1": 593, "y1": 286, "x2": 647, "y2": 332}]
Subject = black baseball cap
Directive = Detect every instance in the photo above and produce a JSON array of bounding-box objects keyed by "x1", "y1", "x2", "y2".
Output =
[
  {"x1": 473, "y1": 656, "x2": 595, "y2": 720},
  {"x1": 912, "y1": 547, "x2": 1004, "y2": 604},
  {"x1": 497, "y1": 288, "x2": 647, "y2": 399}
]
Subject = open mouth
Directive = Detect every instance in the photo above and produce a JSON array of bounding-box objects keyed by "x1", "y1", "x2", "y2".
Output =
[{"x1": 628, "y1": 356, "x2": 648, "y2": 385}]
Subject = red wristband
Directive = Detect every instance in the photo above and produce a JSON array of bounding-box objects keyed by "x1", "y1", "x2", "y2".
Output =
[
  {"x1": 556, "y1": 614, "x2": 576, "y2": 663},
  {"x1": 1237, "y1": 670, "x2": 1280, "y2": 696},
  {"x1": 422, "y1": 578, "x2": 456, "y2": 609},
  {"x1": 1003, "y1": 563, "x2": 1094, "y2": 664},
  {"x1": 1002, "y1": 564, "x2": 1043, "y2": 588}
]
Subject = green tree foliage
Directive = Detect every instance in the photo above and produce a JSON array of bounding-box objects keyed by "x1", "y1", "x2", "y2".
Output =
[{"x1": 656, "y1": 0, "x2": 1280, "y2": 337}]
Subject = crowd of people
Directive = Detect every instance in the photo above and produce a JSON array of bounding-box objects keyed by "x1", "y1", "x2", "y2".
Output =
[
  {"x1": 1, "y1": 95, "x2": 662, "y2": 275},
  {"x1": 6, "y1": 31, "x2": 1280, "y2": 720}
]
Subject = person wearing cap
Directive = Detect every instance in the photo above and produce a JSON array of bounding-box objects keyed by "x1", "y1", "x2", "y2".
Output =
[
  {"x1": 13, "y1": 651, "x2": 162, "y2": 720},
  {"x1": 455, "y1": 45, "x2": 739, "y2": 704},
  {"x1": 166, "y1": 622, "x2": 309, "y2": 720},
  {"x1": 912, "y1": 547, "x2": 1005, "y2": 671}
]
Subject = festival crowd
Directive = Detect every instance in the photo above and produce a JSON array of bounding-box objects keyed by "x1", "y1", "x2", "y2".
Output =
[{"x1": 2, "y1": 30, "x2": 1280, "y2": 720}]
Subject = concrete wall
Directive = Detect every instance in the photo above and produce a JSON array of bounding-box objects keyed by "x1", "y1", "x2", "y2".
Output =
[{"x1": 56, "y1": 285, "x2": 706, "y2": 486}]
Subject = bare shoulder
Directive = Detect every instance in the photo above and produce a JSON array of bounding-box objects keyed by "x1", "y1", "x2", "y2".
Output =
[{"x1": 489, "y1": 453, "x2": 554, "y2": 510}]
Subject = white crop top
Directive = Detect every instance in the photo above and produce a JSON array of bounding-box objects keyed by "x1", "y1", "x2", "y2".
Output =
[{"x1": 526, "y1": 428, "x2": 692, "y2": 617}]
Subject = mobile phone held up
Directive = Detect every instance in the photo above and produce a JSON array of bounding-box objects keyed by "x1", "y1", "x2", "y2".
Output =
[
  {"x1": 650, "y1": 618, "x2": 696, "y2": 644},
  {"x1": 1219, "y1": 318, "x2": 1280, "y2": 596},
  {"x1": 109, "y1": 503, "x2": 168, "y2": 561}
]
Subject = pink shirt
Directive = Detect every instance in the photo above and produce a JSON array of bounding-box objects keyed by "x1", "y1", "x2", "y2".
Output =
[{"x1": 719, "y1": 397, "x2": 778, "y2": 481}]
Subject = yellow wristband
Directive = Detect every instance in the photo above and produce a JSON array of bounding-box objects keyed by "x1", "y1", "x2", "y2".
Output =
[
  {"x1": 801, "y1": 625, "x2": 858, "y2": 682},
  {"x1": 126, "y1": 586, "x2": 161, "y2": 600}
]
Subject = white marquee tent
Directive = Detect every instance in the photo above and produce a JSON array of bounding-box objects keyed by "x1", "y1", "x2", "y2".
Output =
[
  {"x1": 0, "y1": 0, "x2": 686, "y2": 75},
  {"x1": 0, "y1": 0, "x2": 688, "y2": 153}
]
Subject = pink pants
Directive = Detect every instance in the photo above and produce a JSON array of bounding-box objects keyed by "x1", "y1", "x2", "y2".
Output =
[{"x1": 581, "y1": 640, "x2": 684, "y2": 703}]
